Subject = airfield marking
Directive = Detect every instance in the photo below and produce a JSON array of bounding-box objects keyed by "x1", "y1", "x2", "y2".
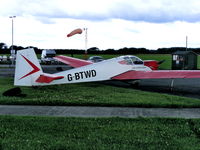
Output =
[{"x1": 0, "y1": 105, "x2": 200, "y2": 118}]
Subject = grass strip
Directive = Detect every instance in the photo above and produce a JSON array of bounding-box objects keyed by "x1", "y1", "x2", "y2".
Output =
[
  {"x1": 0, "y1": 116, "x2": 200, "y2": 150},
  {"x1": 1, "y1": 77, "x2": 200, "y2": 108}
]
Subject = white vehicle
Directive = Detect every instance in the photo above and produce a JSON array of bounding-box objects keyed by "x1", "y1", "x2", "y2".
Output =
[
  {"x1": 2, "y1": 55, "x2": 8, "y2": 61},
  {"x1": 14, "y1": 48, "x2": 200, "y2": 86},
  {"x1": 41, "y1": 49, "x2": 56, "y2": 64}
]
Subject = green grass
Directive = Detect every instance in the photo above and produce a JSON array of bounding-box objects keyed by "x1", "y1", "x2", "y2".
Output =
[
  {"x1": 1, "y1": 77, "x2": 200, "y2": 107},
  {"x1": 136, "y1": 54, "x2": 172, "y2": 69},
  {"x1": 0, "y1": 116, "x2": 200, "y2": 150}
]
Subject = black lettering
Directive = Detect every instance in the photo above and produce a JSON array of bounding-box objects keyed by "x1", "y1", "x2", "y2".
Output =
[
  {"x1": 79, "y1": 72, "x2": 84, "y2": 79},
  {"x1": 91, "y1": 70, "x2": 96, "y2": 77},
  {"x1": 67, "y1": 74, "x2": 73, "y2": 81},
  {"x1": 84, "y1": 70, "x2": 92, "y2": 78},
  {"x1": 75, "y1": 73, "x2": 80, "y2": 80}
]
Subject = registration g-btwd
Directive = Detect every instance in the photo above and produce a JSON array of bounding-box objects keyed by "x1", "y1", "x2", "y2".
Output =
[{"x1": 14, "y1": 48, "x2": 200, "y2": 86}]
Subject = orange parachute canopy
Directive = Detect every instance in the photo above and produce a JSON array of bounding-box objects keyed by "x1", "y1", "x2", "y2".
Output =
[{"x1": 67, "y1": 28, "x2": 83, "y2": 37}]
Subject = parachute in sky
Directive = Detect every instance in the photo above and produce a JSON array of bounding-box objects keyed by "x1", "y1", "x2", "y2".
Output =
[{"x1": 67, "y1": 28, "x2": 83, "y2": 37}]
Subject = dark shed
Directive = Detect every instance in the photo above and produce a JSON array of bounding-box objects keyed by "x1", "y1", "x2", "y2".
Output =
[{"x1": 172, "y1": 51, "x2": 197, "y2": 70}]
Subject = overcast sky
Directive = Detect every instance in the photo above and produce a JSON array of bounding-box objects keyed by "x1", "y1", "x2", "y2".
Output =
[{"x1": 1, "y1": 0, "x2": 200, "y2": 50}]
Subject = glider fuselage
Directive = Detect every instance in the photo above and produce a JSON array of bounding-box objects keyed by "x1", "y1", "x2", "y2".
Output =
[{"x1": 52, "y1": 56, "x2": 151, "y2": 85}]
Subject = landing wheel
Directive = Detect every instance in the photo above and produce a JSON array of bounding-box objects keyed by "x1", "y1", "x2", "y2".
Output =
[{"x1": 125, "y1": 80, "x2": 140, "y2": 88}]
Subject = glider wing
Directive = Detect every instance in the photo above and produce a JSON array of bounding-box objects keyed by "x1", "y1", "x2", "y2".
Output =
[
  {"x1": 54, "y1": 55, "x2": 93, "y2": 68},
  {"x1": 112, "y1": 70, "x2": 200, "y2": 80}
]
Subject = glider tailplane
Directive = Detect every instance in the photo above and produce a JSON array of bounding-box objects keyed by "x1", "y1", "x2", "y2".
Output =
[{"x1": 14, "y1": 48, "x2": 43, "y2": 86}]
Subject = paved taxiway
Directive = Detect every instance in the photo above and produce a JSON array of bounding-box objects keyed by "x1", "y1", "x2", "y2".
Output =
[
  {"x1": 0, "y1": 105, "x2": 200, "y2": 118},
  {"x1": 139, "y1": 78, "x2": 200, "y2": 99},
  {"x1": 0, "y1": 65, "x2": 71, "y2": 77}
]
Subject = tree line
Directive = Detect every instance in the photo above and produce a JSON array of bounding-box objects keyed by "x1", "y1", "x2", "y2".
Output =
[{"x1": 1, "y1": 42, "x2": 200, "y2": 55}]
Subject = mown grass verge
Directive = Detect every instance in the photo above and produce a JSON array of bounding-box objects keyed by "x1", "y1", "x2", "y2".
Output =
[
  {"x1": 0, "y1": 116, "x2": 200, "y2": 150},
  {"x1": 1, "y1": 77, "x2": 200, "y2": 108}
]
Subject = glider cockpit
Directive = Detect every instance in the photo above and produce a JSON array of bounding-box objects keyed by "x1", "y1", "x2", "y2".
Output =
[{"x1": 120, "y1": 55, "x2": 144, "y2": 65}]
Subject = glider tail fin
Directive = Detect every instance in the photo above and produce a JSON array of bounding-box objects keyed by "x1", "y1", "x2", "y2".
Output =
[{"x1": 14, "y1": 48, "x2": 43, "y2": 86}]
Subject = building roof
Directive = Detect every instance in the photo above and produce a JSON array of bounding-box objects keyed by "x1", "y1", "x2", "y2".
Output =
[{"x1": 172, "y1": 51, "x2": 197, "y2": 55}]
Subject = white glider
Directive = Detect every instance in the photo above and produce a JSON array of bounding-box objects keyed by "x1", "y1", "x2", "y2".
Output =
[{"x1": 14, "y1": 48, "x2": 200, "y2": 86}]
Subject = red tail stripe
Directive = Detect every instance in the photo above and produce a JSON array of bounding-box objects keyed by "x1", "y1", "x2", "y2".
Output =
[{"x1": 19, "y1": 55, "x2": 40, "y2": 80}]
